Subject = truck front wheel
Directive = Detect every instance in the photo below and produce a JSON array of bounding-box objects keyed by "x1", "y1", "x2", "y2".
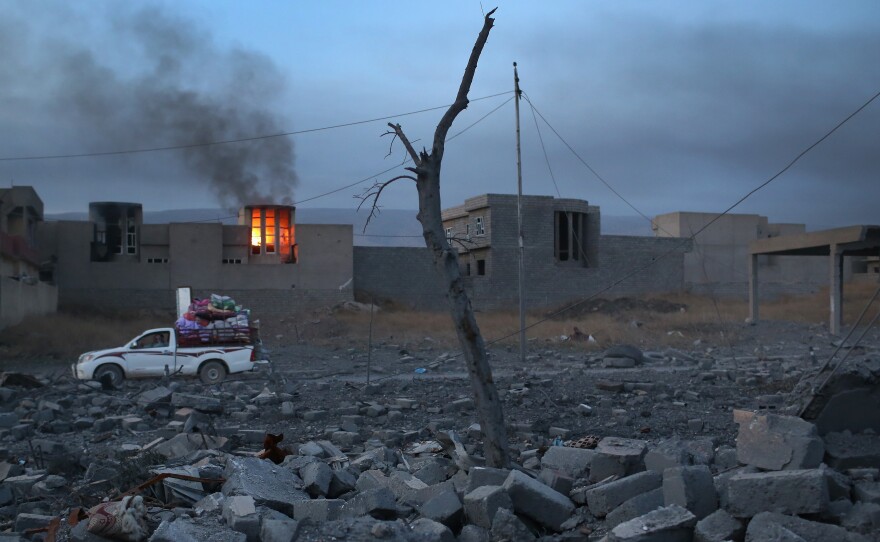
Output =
[{"x1": 199, "y1": 361, "x2": 227, "y2": 384}]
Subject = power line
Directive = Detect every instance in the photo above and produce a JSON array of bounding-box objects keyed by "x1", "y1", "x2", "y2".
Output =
[
  {"x1": 370, "y1": 85, "x2": 880, "y2": 382},
  {"x1": 485, "y1": 87, "x2": 880, "y2": 345},
  {"x1": 0, "y1": 91, "x2": 513, "y2": 162}
]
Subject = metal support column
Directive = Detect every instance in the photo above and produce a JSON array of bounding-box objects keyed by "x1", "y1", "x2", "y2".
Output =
[
  {"x1": 748, "y1": 253, "x2": 759, "y2": 323},
  {"x1": 830, "y1": 243, "x2": 843, "y2": 335}
]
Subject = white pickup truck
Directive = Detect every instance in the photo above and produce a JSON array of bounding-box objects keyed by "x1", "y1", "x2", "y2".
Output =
[{"x1": 72, "y1": 326, "x2": 269, "y2": 386}]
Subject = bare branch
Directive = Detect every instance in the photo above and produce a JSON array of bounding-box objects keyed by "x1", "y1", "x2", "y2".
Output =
[
  {"x1": 356, "y1": 175, "x2": 417, "y2": 231},
  {"x1": 447, "y1": 235, "x2": 477, "y2": 251},
  {"x1": 432, "y1": 7, "x2": 497, "y2": 162},
  {"x1": 381, "y1": 130, "x2": 400, "y2": 158},
  {"x1": 388, "y1": 123, "x2": 420, "y2": 165}
]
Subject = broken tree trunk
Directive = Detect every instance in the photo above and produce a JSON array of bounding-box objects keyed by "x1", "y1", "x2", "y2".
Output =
[{"x1": 364, "y1": 8, "x2": 509, "y2": 467}]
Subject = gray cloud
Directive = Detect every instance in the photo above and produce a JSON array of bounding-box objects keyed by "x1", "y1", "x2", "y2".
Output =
[{"x1": 1, "y1": 4, "x2": 296, "y2": 207}]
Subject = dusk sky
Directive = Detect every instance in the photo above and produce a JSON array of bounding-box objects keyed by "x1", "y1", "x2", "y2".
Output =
[{"x1": 1, "y1": 1, "x2": 878, "y2": 228}]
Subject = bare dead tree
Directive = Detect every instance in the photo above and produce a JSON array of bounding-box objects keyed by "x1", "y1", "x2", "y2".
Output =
[{"x1": 359, "y1": 8, "x2": 509, "y2": 467}]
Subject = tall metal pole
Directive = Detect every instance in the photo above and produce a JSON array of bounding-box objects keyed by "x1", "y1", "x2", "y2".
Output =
[{"x1": 514, "y1": 62, "x2": 526, "y2": 364}]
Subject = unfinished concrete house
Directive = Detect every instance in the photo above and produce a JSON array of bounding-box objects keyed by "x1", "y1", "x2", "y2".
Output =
[
  {"x1": 355, "y1": 194, "x2": 691, "y2": 310},
  {"x1": 0, "y1": 186, "x2": 58, "y2": 327},
  {"x1": 652, "y1": 211, "x2": 836, "y2": 298},
  {"x1": 39, "y1": 202, "x2": 353, "y2": 314}
]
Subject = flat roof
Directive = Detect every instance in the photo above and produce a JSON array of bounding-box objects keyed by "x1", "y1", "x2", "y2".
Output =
[{"x1": 750, "y1": 225, "x2": 880, "y2": 256}]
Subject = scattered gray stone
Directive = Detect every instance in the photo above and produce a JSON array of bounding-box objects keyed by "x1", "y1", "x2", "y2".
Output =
[
  {"x1": 734, "y1": 410, "x2": 824, "y2": 471},
  {"x1": 502, "y1": 469, "x2": 573, "y2": 531},
  {"x1": 490, "y1": 507, "x2": 534, "y2": 541},
  {"x1": 663, "y1": 465, "x2": 718, "y2": 519},
  {"x1": 586, "y1": 470, "x2": 662, "y2": 518},
  {"x1": 745, "y1": 511, "x2": 870, "y2": 542},
  {"x1": 410, "y1": 517, "x2": 455, "y2": 542},
  {"x1": 301, "y1": 460, "x2": 332, "y2": 498},
  {"x1": 727, "y1": 469, "x2": 829, "y2": 518},
  {"x1": 590, "y1": 437, "x2": 647, "y2": 483},
  {"x1": 341, "y1": 487, "x2": 398, "y2": 520},
  {"x1": 293, "y1": 499, "x2": 344, "y2": 521},
  {"x1": 464, "y1": 485, "x2": 512, "y2": 529},
  {"x1": 694, "y1": 509, "x2": 744, "y2": 542},
  {"x1": 540, "y1": 446, "x2": 595, "y2": 479},
  {"x1": 260, "y1": 518, "x2": 299, "y2": 542},
  {"x1": 607, "y1": 504, "x2": 697, "y2": 542},
  {"x1": 823, "y1": 431, "x2": 880, "y2": 470},
  {"x1": 222, "y1": 457, "x2": 309, "y2": 516},
  {"x1": 605, "y1": 487, "x2": 664, "y2": 529},
  {"x1": 419, "y1": 486, "x2": 463, "y2": 529}
]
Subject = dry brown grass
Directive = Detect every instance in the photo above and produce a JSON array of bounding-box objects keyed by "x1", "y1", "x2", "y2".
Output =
[
  {"x1": 0, "y1": 309, "x2": 172, "y2": 364},
  {"x1": 327, "y1": 281, "x2": 880, "y2": 350},
  {"x1": 1, "y1": 282, "x2": 876, "y2": 362}
]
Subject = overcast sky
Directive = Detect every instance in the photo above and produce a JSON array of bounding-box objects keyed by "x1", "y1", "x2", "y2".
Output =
[{"x1": 1, "y1": 1, "x2": 878, "y2": 228}]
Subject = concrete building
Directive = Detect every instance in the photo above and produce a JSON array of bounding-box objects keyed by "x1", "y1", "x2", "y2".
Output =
[
  {"x1": 355, "y1": 194, "x2": 691, "y2": 310},
  {"x1": 653, "y1": 211, "x2": 831, "y2": 298},
  {"x1": 39, "y1": 202, "x2": 353, "y2": 314},
  {"x1": 0, "y1": 186, "x2": 58, "y2": 327}
]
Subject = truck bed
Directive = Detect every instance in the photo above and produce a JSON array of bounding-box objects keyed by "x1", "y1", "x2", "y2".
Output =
[{"x1": 176, "y1": 326, "x2": 259, "y2": 348}]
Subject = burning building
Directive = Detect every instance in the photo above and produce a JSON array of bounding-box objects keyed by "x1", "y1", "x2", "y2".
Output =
[
  {"x1": 39, "y1": 201, "x2": 353, "y2": 313},
  {"x1": 240, "y1": 205, "x2": 297, "y2": 264}
]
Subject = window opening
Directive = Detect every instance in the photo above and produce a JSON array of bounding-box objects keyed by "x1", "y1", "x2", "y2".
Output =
[
  {"x1": 250, "y1": 209, "x2": 261, "y2": 254},
  {"x1": 477, "y1": 259, "x2": 486, "y2": 275},
  {"x1": 446, "y1": 228, "x2": 452, "y2": 239},
  {"x1": 554, "y1": 211, "x2": 589, "y2": 266},
  {"x1": 265, "y1": 208, "x2": 276, "y2": 254},
  {"x1": 222, "y1": 258, "x2": 242, "y2": 264},
  {"x1": 475, "y1": 216, "x2": 485, "y2": 236}
]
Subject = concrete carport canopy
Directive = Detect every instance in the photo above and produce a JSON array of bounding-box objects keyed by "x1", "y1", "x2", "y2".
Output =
[{"x1": 748, "y1": 225, "x2": 880, "y2": 334}]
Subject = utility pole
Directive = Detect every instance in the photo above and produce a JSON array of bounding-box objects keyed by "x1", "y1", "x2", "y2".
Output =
[{"x1": 514, "y1": 62, "x2": 526, "y2": 364}]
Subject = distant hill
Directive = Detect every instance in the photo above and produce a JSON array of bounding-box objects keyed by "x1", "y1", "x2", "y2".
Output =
[{"x1": 45, "y1": 208, "x2": 656, "y2": 246}]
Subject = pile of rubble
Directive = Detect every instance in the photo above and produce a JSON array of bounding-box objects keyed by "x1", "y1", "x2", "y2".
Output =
[{"x1": 0, "y1": 353, "x2": 878, "y2": 541}]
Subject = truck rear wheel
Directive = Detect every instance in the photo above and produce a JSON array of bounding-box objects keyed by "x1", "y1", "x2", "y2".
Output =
[
  {"x1": 94, "y1": 364, "x2": 124, "y2": 388},
  {"x1": 199, "y1": 361, "x2": 227, "y2": 384}
]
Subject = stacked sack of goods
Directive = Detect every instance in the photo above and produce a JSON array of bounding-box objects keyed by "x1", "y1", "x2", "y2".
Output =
[{"x1": 175, "y1": 294, "x2": 252, "y2": 342}]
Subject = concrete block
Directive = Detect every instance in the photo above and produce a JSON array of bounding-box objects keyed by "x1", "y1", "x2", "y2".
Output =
[
  {"x1": 222, "y1": 456, "x2": 309, "y2": 516},
  {"x1": 300, "y1": 461, "x2": 332, "y2": 497},
  {"x1": 149, "y1": 516, "x2": 247, "y2": 542},
  {"x1": 605, "y1": 488, "x2": 664, "y2": 529},
  {"x1": 540, "y1": 446, "x2": 595, "y2": 479},
  {"x1": 854, "y1": 480, "x2": 880, "y2": 504},
  {"x1": 466, "y1": 466, "x2": 511, "y2": 493},
  {"x1": 292, "y1": 499, "x2": 344, "y2": 521},
  {"x1": 693, "y1": 509, "x2": 743, "y2": 542},
  {"x1": 490, "y1": 507, "x2": 534, "y2": 541},
  {"x1": 841, "y1": 502, "x2": 880, "y2": 536},
  {"x1": 419, "y1": 487, "x2": 463, "y2": 529},
  {"x1": 410, "y1": 517, "x2": 455, "y2": 542},
  {"x1": 539, "y1": 469, "x2": 574, "y2": 496},
  {"x1": 727, "y1": 469, "x2": 828, "y2": 518},
  {"x1": 328, "y1": 468, "x2": 357, "y2": 498},
  {"x1": 13, "y1": 513, "x2": 55, "y2": 533},
  {"x1": 744, "y1": 511, "x2": 870, "y2": 542},
  {"x1": 663, "y1": 465, "x2": 717, "y2": 520},
  {"x1": 341, "y1": 487, "x2": 398, "y2": 520},
  {"x1": 463, "y1": 485, "x2": 512, "y2": 529},
  {"x1": 260, "y1": 518, "x2": 299, "y2": 542},
  {"x1": 171, "y1": 393, "x2": 223, "y2": 413},
  {"x1": 645, "y1": 438, "x2": 715, "y2": 473},
  {"x1": 607, "y1": 504, "x2": 698, "y2": 541},
  {"x1": 734, "y1": 410, "x2": 824, "y2": 471},
  {"x1": 221, "y1": 495, "x2": 259, "y2": 541},
  {"x1": 458, "y1": 524, "x2": 489, "y2": 542},
  {"x1": 502, "y1": 469, "x2": 573, "y2": 531},
  {"x1": 585, "y1": 470, "x2": 662, "y2": 518},
  {"x1": 824, "y1": 432, "x2": 880, "y2": 470},
  {"x1": 714, "y1": 465, "x2": 759, "y2": 509},
  {"x1": 590, "y1": 437, "x2": 647, "y2": 483}
]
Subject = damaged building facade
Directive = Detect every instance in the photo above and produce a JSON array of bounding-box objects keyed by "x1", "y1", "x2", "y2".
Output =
[
  {"x1": 652, "y1": 211, "x2": 868, "y2": 298},
  {"x1": 354, "y1": 194, "x2": 691, "y2": 310},
  {"x1": 39, "y1": 202, "x2": 353, "y2": 313},
  {"x1": 0, "y1": 186, "x2": 58, "y2": 327}
]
